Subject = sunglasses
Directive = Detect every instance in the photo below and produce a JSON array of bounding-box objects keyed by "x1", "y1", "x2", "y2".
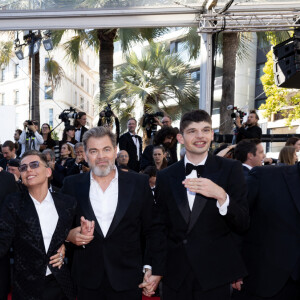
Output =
[{"x1": 19, "y1": 161, "x2": 46, "y2": 172}]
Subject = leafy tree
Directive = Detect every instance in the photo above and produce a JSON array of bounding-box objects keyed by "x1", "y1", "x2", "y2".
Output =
[{"x1": 260, "y1": 49, "x2": 300, "y2": 125}]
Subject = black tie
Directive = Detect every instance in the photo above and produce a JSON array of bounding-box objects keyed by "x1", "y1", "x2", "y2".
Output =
[{"x1": 185, "y1": 163, "x2": 205, "y2": 178}]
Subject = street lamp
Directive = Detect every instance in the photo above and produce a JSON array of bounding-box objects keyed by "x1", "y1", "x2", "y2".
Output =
[{"x1": 14, "y1": 30, "x2": 53, "y2": 120}]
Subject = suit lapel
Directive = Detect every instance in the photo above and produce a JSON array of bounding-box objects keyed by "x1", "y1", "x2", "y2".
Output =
[
  {"x1": 126, "y1": 132, "x2": 137, "y2": 151},
  {"x1": 77, "y1": 172, "x2": 104, "y2": 238},
  {"x1": 283, "y1": 164, "x2": 300, "y2": 214},
  {"x1": 170, "y1": 160, "x2": 190, "y2": 224},
  {"x1": 187, "y1": 154, "x2": 222, "y2": 233},
  {"x1": 106, "y1": 170, "x2": 134, "y2": 238}
]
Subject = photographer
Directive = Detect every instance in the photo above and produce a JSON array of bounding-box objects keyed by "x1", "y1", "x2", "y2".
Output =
[
  {"x1": 97, "y1": 105, "x2": 120, "y2": 144},
  {"x1": 235, "y1": 109, "x2": 262, "y2": 144},
  {"x1": 74, "y1": 112, "x2": 88, "y2": 142},
  {"x1": 140, "y1": 126, "x2": 177, "y2": 170},
  {"x1": 19, "y1": 120, "x2": 44, "y2": 155}
]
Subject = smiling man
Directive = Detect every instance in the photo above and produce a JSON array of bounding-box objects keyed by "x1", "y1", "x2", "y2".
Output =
[
  {"x1": 61, "y1": 126, "x2": 164, "y2": 300},
  {"x1": 0, "y1": 150, "x2": 76, "y2": 300},
  {"x1": 149, "y1": 110, "x2": 249, "y2": 300}
]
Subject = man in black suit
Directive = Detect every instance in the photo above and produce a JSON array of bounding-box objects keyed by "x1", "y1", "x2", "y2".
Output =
[
  {"x1": 0, "y1": 140, "x2": 19, "y2": 170},
  {"x1": 62, "y1": 126, "x2": 164, "y2": 300},
  {"x1": 236, "y1": 110, "x2": 262, "y2": 144},
  {"x1": 0, "y1": 171, "x2": 17, "y2": 300},
  {"x1": 119, "y1": 118, "x2": 142, "y2": 172},
  {"x1": 147, "y1": 110, "x2": 249, "y2": 300},
  {"x1": 234, "y1": 139, "x2": 266, "y2": 179},
  {"x1": 0, "y1": 150, "x2": 76, "y2": 300},
  {"x1": 75, "y1": 112, "x2": 88, "y2": 142},
  {"x1": 233, "y1": 163, "x2": 300, "y2": 299}
]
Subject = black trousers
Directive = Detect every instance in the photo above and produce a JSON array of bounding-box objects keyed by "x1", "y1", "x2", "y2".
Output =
[
  {"x1": 232, "y1": 277, "x2": 300, "y2": 300},
  {"x1": 42, "y1": 275, "x2": 68, "y2": 300},
  {"x1": 77, "y1": 275, "x2": 141, "y2": 300},
  {"x1": 162, "y1": 269, "x2": 231, "y2": 300}
]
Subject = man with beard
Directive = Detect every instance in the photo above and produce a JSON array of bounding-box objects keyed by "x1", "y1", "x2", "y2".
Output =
[
  {"x1": 235, "y1": 110, "x2": 262, "y2": 144},
  {"x1": 61, "y1": 126, "x2": 164, "y2": 300}
]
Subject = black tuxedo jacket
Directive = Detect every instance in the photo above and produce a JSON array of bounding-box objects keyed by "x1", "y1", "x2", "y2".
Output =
[
  {"x1": 61, "y1": 170, "x2": 164, "y2": 292},
  {"x1": 236, "y1": 125, "x2": 262, "y2": 143},
  {"x1": 79, "y1": 126, "x2": 88, "y2": 142},
  {"x1": 242, "y1": 165, "x2": 250, "y2": 179},
  {"x1": 119, "y1": 132, "x2": 142, "y2": 172},
  {"x1": 0, "y1": 172, "x2": 17, "y2": 299},
  {"x1": 242, "y1": 164, "x2": 300, "y2": 297},
  {"x1": 0, "y1": 191, "x2": 77, "y2": 300},
  {"x1": 155, "y1": 154, "x2": 249, "y2": 291}
]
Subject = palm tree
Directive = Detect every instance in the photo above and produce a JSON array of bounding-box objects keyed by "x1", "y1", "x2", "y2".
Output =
[{"x1": 106, "y1": 42, "x2": 198, "y2": 133}]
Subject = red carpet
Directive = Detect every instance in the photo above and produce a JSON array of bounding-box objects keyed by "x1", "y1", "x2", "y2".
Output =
[{"x1": 8, "y1": 294, "x2": 158, "y2": 299}]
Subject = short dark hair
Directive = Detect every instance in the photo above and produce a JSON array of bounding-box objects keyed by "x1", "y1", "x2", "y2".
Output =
[
  {"x1": 2, "y1": 140, "x2": 16, "y2": 151},
  {"x1": 21, "y1": 150, "x2": 49, "y2": 167},
  {"x1": 143, "y1": 166, "x2": 157, "y2": 178},
  {"x1": 127, "y1": 118, "x2": 137, "y2": 124},
  {"x1": 180, "y1": 110, "x2": 212, "y2": 133},
  {"x1": 15, "y1": 129, "x2": 22, "y2": 136},
  {"x1": 77, "y1": 112, "x2": 86, "y2": 119},
  {"x1": 234, "y1": 139, "x2": 261, "y2": 163},
  {"x1": 285, "y1": 137, "x2": 300, "y2": 146},
  {"x1": 249, "y1": 110, "x2": 259, "y2": 120},
  {"x1": 83, "y1": 126, "x2": 117, "y2": 151}
]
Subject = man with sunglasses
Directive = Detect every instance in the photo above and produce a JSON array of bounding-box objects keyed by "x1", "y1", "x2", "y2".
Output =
[{"x1": 0, "y1": 150, "x2": 77, "y2": 300}]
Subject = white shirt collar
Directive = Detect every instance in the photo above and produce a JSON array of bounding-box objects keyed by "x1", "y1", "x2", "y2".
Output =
[
  {"x1": 242, "y1": 163, "x2": 252, "y2": 170},
  {"x1": 184, "y1": 154, "x2": 208, "y2": 167},
  {"x1": 29, "y1": 190, "x2": 53, "y2": 205}
]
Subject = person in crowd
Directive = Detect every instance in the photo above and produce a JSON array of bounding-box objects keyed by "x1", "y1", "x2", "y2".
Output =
[
  {"x1": 285, "y1": 136, "x2": 300, "y2": 152},
  {"x1": 14, "y1": 129, "x2": 22, "y2": 157},
  {"x1": 234, "y1": 139, "x2": 266, "y2": 179},
  {"x1": 58, "y1": 143, "x2": 75, "y2": 167},
  {"x1": 19, "y1": 120, "x2": 44, "y2": 155},
  {"x1": 143, "y1": 166, "x2": 157, "y2": 196},
  {"x1": 235, "y1": 110, "x2": 262, "y2": 143},
  {"x1": 43, "y1": 149, "x2": 65, "y2": 191},
  {"x1": 97, "y1": 109, "x2": 120, "y2": 144},
  {"x1": 215, "y1": 143, "x2": 236, "y2": 159},
  {"x1": 75, "y1": 112, "x2": 88, "y2": 143},
  {"x1": 0, "y1": 140, "x2": 19, "y2": 170},
  {"x1": 59, "y1": 125, "x2": 78, "y2": 150},
  {"x1": 62, "y1": 126, "x2": 164, "y2": 300},
  {"x1": 278, "y1": 146, "x2": 298, "y2": 166},
  {"x1": 116, "y1": 150, "x2": 130, "y2": 170},
  {"x1": 39, "y1": 123, "x2": 56, "y2": 151},
  {"x1": 232, "y1": 162, "x2": 300, "y2": 300},
  {"x1": 119, "y1": 118, "x2": 143, "y2": 172},
  {"x1": 0, "y1": 171, "x2": 17, "y2": 300},
  {"x1": 140, "y1": 126, "x2": 177, "y2": 170},
  {"x1": 7, "y1": 158, "x2": 21, "y2": 180},
  {"x1": 0, "y1": 150, "x2": 76, "y2": 300},
  {"x1": 143, "y1": 110, "x2": 249, "y2": 299},
  {"x1": 153, "y1": 145, "x2": 168, "y2": 171},
  {"x1": 65, "y1": 142, "x2": 89, "y2": 176}
]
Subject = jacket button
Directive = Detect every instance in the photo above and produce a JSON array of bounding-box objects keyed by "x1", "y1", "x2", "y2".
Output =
[{"x1": 183, "y1": 239, "x2": 187, "y2": 244}]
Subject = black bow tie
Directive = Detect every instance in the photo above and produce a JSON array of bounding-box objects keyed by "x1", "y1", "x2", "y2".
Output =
[
  {"x1": 75, "y1": 128, "x2": 81, "y2": 132},
  {"x1": 185, "y1": 163, "x2": 205, "y2": 178},
  {"x1": 132, "y1": 135, "x2": 139, "y2": 138}
]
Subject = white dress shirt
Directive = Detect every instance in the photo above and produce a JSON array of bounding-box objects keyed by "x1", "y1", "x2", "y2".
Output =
[
  {"x1": 30, "y1": 191, "x2": 58, "y2": 276},
  {"x1": 75, "y1": 127, "x2": 81, "y2": 143},
  {"x1": 184, "y1": 155, "x2": 229, "y2": 215},
  {"x1": 19, "y1": 130, "x2": 44, "y2": 156},
  {"x1": 130, "y1": 133, "x2": 140, "y2": 161},
  {"x1": 242, "y1": 163, "x2": 252, "y2": 170},
  {"x1": 89, "y1": 169, "x2": 119, "y2": 237}
]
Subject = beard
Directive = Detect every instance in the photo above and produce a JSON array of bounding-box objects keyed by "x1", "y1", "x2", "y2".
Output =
[{"x1": 89, "y1": 160, "x2": 115, "y2": 177}]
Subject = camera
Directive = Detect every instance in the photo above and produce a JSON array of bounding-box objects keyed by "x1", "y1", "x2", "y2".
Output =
[
  {"x1": 227, "y1": 105, "x2": 246, "y2": 119},
  {"x1": 100, "y1": 104, "x2": 113, "y2": 118},
  {"x1": 25, "y1": 120, "x2": 33, "y2": 126},
  {"x1": 142, "y1": 112, "x2": 164, "y2": 128},
  {"x1": 59, "y1": 107, "x2": 78, "y2": 126}
]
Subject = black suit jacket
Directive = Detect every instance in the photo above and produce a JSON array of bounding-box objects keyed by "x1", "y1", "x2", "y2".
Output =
[
  {"x1": 119, "y1": 132, "x2": 142, "y2": 172},
  {"x1": 79, "y1": 126, "x2": 88, "y2": 142},
  {"x1": 0, "y1": 172, "x2": 17, "y2": 299},
  {"x1": 241, "y1": 164, "x2": 300, "y2": 297},
  {"x1": 236, "y1": 125, "x2": 262, "y2": 143},
  {"x1": 242, "y1": 165, "x2": 250, "y2": 179},
  {"x1": 0, "y1": 191, "x2": 76, "y2": 300},
  {"x1": 61, "y1": 170, "x2": 164, "y2": 292},
  {"x1": 155, "y1": 154, "x2": 249, "y2": 291}
]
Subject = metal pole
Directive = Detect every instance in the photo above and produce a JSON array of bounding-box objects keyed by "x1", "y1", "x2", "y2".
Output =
[
  {"x1": 199, "y1": 32, "x2": 213, "y2": 114},
  {"x1": 30, "y1": 41, "x2": 35, "y2": 120}
]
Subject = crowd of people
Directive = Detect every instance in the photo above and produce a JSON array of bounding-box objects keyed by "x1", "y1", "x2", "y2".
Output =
[{"x1": 0, "y1": 109, "x2": 300, "y2": 300}]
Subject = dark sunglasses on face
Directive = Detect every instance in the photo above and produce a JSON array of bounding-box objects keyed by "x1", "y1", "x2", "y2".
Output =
[{"x1": 19, "y1": 161, "x2": 46, "y2": 172}]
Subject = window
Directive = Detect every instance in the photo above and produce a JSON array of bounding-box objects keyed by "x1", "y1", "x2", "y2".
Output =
[
  {"x1": 87, "y1": 78, "x2": 89, "y2": 93},
  {"x1": 44, "y1": 57, "x2": 49, "y2": 72},
  {"x1": 80, "y1": 96, "x2": 84, "y2": 110},
  {"x1": 14, "y1": 64, "x2": 19, "y2": 78},
  {"x1": 1, "y1": 68, "x2": 5, "y2": 82},
  {"x1": 74, "y1": 91, "x2": 77, "y2": 106},
  {"x1": 49, "y1": 108, "x2": 53, "y2": 127},
  {"x1": 0, "y1": 93, "x2": 4, "y2": 105},
  {"x1": 45, "y1": 85, "x2": 53, "y2": 99},
  {"x1": 86, "y1": 100, "x2": 89, "y2": 113},
  {"x1": 170, "y1": 40, "x2": 189, "y2": 61},
  {"x1": 81, "y1": 74, "x2": 84, "y2": 88},
  {"x1": 14, "y1": 90, "x2": 19, "y2": 104}
]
